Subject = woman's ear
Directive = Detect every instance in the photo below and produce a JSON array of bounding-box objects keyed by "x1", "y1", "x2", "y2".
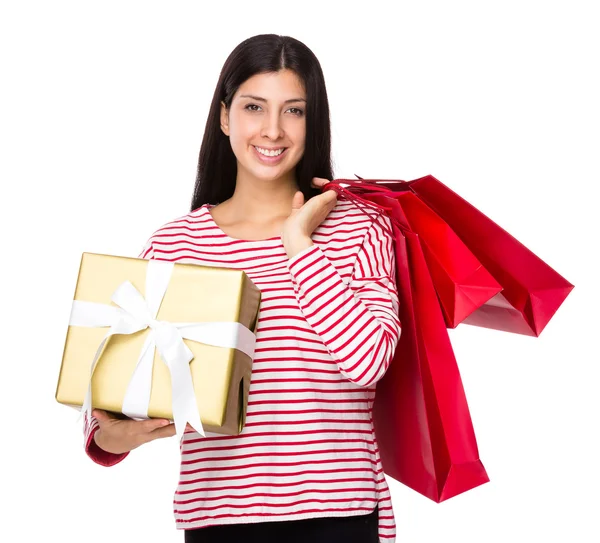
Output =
[{"x1": 220, "y1": 101, "x2": 230, "y2": 136}]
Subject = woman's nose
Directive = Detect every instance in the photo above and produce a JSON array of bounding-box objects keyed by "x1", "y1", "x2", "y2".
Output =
[{"x1": 261, "y1": 112, "x2": 285, "y2": 140}]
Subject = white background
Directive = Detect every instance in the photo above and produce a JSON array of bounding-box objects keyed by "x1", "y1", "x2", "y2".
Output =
[{"x1": 1, "y1": 1, "x2": 598, "y2": 541}]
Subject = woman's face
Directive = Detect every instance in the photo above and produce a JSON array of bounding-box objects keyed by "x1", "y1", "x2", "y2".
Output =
[{"x1": 221, "y1": 69, "x2": 306, "y2": 185}]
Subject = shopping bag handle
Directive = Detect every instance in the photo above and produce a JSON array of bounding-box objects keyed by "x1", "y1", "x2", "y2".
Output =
[{"x1": 324, "y1": 177, "x2": 412, "y2": 235}]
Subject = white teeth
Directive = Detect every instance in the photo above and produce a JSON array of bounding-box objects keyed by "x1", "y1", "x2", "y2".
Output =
[{"x1": 255, "y1": 146, "x2": 285, "y2": 157}]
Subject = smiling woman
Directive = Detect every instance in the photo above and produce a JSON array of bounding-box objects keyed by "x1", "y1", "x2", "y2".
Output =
[
  {"x1": 222, "y1": 70, "x2": 307, "y2": 174},
  {"x1": 82, "y1": 34, "x2": 400, "y2": 543}
]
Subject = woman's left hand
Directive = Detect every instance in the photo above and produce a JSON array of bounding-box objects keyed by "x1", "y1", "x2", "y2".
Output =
[{"x1": 281, "y1": 177, "x2": 337, "y2": 259}]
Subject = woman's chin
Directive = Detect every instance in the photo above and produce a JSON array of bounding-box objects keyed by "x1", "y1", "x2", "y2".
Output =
[{"x1": 242, "y1": 163, "x2": 299, "y2": 183}]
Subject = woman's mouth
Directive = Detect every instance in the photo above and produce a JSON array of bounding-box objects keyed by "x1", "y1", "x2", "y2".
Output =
[{"x1": 253, "y1": 145, "x2": 288, "y2": 165}]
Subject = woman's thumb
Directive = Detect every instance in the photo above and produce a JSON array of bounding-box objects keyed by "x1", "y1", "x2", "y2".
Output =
[
  {"x1": 92, "y1": 409, "x2": 110, "y2": 422},
  {"x1": 291, "y1": 191, "x2": 304, "y2": 211}
]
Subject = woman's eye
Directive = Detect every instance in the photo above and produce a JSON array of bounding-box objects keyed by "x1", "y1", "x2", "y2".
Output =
[{"x1": 244, "y1": 104, "x2": 304, "y2": 116}]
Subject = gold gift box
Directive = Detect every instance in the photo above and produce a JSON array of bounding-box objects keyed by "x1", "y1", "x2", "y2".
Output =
[{"x1": 55, "y1": 252, "x2": 261, "y2": 435}]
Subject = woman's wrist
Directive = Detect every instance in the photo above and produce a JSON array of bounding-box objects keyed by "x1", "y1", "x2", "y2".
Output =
[
  {"x1": 93, "y1": 429, "x2": 108, "y2": 451},
  {"x1": 93, "y1": 428, "x2": 127, "y2": 455},
  {"x1": 283, "y1": 235, "x2": 313, "y2": 259}
]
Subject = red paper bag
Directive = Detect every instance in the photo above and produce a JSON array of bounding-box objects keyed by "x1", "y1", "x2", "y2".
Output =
[
  {"x1": 397, "y1": 191, "x2": 502, "y2": 327},
  {"x1": 329, "y1": 179, "x2": 502, "y2": 327},
  {"x1": 407, "y1": 175, "x2": 574, "y2": 336},
  {"x1": 327, "y1": 187, "x2": 489, "y2": 502}
]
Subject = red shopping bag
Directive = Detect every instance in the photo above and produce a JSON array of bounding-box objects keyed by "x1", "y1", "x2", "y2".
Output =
[
  {"x1": 397, "y1": 191, "x2": 502, "y2": 327},
  {"x1": 325, "y1": 185, "x2": 489, "y2": 502},
  {"x1": 406, "y1": 175, "x2": 574, "y2": 336},
  {"x1": 341, "y1": 175, "x2": 574, "y2": 336},
  {"x1": 329, "y1": 180, "x2": 503, "y2": 327}
]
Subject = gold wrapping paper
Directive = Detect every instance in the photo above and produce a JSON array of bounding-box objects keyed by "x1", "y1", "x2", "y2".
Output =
[{"x1": 55, "y1": 253, "x2": 261, "y2": 435}]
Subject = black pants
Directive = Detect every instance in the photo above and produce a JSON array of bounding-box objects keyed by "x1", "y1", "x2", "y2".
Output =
[{"x1": 184, "y1": 506, "x2": 379, "y2": 543}]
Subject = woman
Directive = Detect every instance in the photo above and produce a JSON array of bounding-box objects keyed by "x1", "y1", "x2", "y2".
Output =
[{"x1": 85, "y1": 34, "x2": 401, "y2": 543}]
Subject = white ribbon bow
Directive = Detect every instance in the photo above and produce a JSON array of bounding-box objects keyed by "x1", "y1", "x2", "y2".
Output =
[{"x1": 69, "y1": 259, "x2": 256, "y2": 440}]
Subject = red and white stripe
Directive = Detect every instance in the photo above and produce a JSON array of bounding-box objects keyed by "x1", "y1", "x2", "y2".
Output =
[{"x1": 83, "y1": 200, "x2": 401, "y2": 542}]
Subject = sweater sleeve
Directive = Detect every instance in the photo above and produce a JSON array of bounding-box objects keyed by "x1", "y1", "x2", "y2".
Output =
[
  {"x1": 287, "y1": 213, "x2": 401, "y2": 388},
  {"x1": 82, "y1": 238, "x2": 156, "y2": 466}
]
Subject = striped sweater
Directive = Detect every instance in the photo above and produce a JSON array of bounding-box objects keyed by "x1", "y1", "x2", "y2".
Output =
[{"x1": 83, "y1": 199, "x2": 402, "y2": 542}]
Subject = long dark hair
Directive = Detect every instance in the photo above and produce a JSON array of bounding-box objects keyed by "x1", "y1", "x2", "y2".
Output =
[{"x1": 190, "y1": 34, "x2": 334, "y2": 211}]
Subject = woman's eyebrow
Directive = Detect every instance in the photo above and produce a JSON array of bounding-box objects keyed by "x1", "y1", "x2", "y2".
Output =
[{"x1": 239, "y1": 94, "x2": 307, "y2": 104}]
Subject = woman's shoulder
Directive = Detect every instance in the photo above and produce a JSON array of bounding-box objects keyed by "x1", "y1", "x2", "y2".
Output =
[
  {"x1": 308, "y1": 200, "x2": 392, "y2": 269},
  {"x1": 319, "y1": 198, "x2": 391, "y2": 240}
]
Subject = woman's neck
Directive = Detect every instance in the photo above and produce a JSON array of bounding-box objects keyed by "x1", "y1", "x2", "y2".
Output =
[{"x1": 221, "y1": 173, "x2": 299, "y2": 223}]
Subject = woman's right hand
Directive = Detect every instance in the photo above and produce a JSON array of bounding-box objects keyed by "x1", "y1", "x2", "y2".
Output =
[{"x1": 92, "y1": 409, "x2": 177, "y2": 454}]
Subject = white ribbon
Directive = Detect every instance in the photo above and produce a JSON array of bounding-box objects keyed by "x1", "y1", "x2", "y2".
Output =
[{"x1": 69, "y1": 259, "x2": 256, "y2": 440}]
